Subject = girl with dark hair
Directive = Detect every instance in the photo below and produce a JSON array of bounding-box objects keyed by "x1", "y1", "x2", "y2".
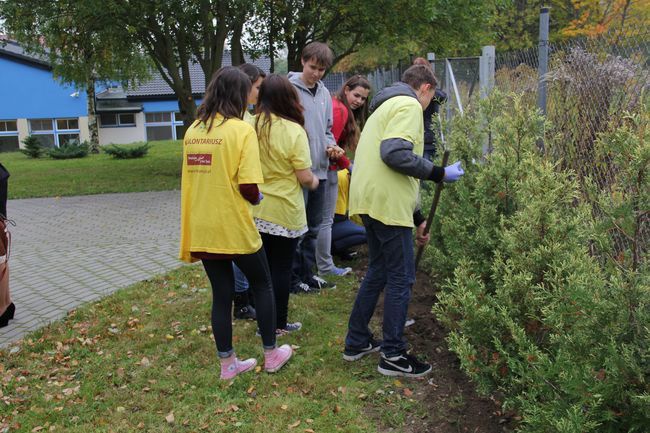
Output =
[
  {"x1": 179, "y1": 66, "x2": 292, "y2": 380},
  {"x1": 251, "y1": 74, "x2": 319, "y2": 336},
  {"x1": 232, "y1": 63, "x2": 267, "y2": 321},
  {"x1": 238, "y1": 63, "x2": 266, "y2": 122},
  {"x1": 333, "y1": 75, "x2": 371, "y2": 151},
  {"x1": 316, "y1": 75, "x2": 371, "y2": 277}
]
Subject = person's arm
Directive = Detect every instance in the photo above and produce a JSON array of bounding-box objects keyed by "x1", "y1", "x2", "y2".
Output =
[
  {"x1": 239, "y1": 184, "x2": 262, "y2": 204},
  {"x1": 325, "y1": 95, "x2": 337, "y2": 147},
  {"x1": 380, "y1": 138, "x2": 445, "y2": 182},
  {"x1": 295, "y1": 169, "x2": 319, "y2": 190},
  {"x1": 331, "y1": 99, "x2": 348, "y2": 144}
]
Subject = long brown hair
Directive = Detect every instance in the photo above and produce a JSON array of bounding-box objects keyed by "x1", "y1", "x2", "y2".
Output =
[
  {"x1": 335, "y1": 75, "x2": 371, "y2": 151},
  {"x1": 196, "y1": 66, "x2": 251, "y2": 131},
  {"x1": 254, "y1": 74, "x2": 304, "y2": 153}
]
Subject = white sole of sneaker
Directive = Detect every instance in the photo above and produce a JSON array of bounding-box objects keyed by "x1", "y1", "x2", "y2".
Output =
[
  {"x1": 377, "y1": 365, "x2": 432, "y2": 378},
  {"x1": 342, "y1": 346, "x2": 380, "y2": 362},
  {"x1": 265, "y1": 357, "x2": 291, "y2": 373}
]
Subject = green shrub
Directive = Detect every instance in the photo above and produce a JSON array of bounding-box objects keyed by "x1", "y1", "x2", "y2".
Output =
[
  {"x1": 426, "y1": 91, "x2": 649, "y2": 432},
  {"x1": 20, "y1": 135, "x2": 45, "y2": 158},
  {"x1": 103, "y1": 142, "x2": 151, "y2": 159},
  {"x1": 48, "y1": 140, "x2": 89, "y2": 159}
]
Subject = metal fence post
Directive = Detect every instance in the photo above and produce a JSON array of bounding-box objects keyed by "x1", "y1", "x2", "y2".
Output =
[
  {"x1": 427, "y1": 52, "x2": 435, "y2": 75},
  {"x1": 538, "y1": 7, "x2": 550, "y2": 116},
  {"x1": 479, "y1": 46, "x2": 496, "y2": 155},
  {"x1": 479, "y1": 45, "x2": 495, "y2": 99},
  {"x1": 537, "y1": 6, "x2": 550, "y2": 152}
]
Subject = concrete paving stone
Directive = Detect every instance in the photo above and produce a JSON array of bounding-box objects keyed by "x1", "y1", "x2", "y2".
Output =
[{"x1": 1, "y1": 190, "x2": 182, "y2": 348}]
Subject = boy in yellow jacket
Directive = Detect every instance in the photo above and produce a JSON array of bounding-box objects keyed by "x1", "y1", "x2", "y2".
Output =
[{"x1": 342, "y1": 65, "x2": 464, "y2": 377}]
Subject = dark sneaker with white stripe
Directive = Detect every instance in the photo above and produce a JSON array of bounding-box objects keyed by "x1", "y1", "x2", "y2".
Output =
[
  {"x1": 291, "y1": 282, "x2": 319, "y2": 294},
  {"x1": 343, "y1": 338, "x2": 381, "y2": 361},
  {"x1": 377, "y1": 352, "x2": 432, "y2": 377},
  {"x1": 307, "y1": 275, "x2": 336, "y2": 290}
]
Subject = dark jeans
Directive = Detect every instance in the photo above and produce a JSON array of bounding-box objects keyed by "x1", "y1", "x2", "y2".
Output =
[
  {"x1": 345, "y1": 215, "x2": 416, "y2": 357},
  {"x1": 292, "y1": 179, "x2": 327, "y2": 284},
  {"x1": 331, "y1": 215, "x2": 366, "y2": 254},
  {"x1": 261, "y1": 233, "x2": 299, "y2": 329},
  {"x1": 202, "y1": 248, "x2": 276, "y2": 357}
]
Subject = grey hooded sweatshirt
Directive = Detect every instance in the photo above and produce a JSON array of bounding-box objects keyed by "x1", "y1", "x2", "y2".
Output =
[
  {"x1": 288, "y1": 72, "x2": 336, "y2": 180},
  {"x1": 370, "y1": 82, "x2": 445, "y2": 183}
]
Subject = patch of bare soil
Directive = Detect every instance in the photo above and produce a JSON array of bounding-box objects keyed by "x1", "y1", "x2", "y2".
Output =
[{"x1": 351, "y1": 249, "x2": 515, "y2": 433}]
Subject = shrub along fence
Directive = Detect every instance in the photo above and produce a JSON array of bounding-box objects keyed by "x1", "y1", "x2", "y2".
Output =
[{"x1": 421, "y1": 86, "x2": 648, "y2": 432}]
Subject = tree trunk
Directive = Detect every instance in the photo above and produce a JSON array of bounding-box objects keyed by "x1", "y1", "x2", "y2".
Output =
[
  {"x1": 231, "y1": 19, "x2": 246, "y2": 66},
  {"x1": 177, "y1": 90, "x2": 198, "y2": 130},
  {"x1": 86, "y1": 79, "x2": 100, "y2": 153}
]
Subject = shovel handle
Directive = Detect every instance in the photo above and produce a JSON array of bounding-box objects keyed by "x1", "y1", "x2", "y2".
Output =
[{"x1": 415, "y1": 150, "x2": 450, "y2": 270}]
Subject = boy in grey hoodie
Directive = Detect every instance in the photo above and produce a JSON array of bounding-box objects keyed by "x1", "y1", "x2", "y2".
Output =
[{"x1": 288, "y1": 42, "x2": 340, "y2": 292}]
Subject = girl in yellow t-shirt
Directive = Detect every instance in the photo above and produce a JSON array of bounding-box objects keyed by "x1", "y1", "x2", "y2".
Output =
[
  {"x1": 252, "y1": 74, "x2": 319, "y2": 335},
  {"x1": 179, "y1": 66, "x2": 292, "y2": 379}
]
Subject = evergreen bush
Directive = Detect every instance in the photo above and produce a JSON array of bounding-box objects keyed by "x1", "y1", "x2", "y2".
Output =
[
  {"x1": 20, "y1": 135, "x2": 45, "y2": 158},
  {"x1": 48, "y1": 140, "x2": 89, "y2": 159},
  {"x1": 426, "y1": 90, "x2": 649, "y2": 432},
  {"x1": 103, "y1": 142, "x2": 151, "y2": 159}
]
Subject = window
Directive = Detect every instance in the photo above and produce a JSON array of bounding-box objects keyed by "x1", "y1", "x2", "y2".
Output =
[
  {"x1": 58, "y1": 134, "x2": 80, "y2": 145},
  {"x1": 145, "y1": 112, "x2": 171, "y2": 123},
  {"x1": 99, "y1": 113, "x2": 118, "y2": 126},
  {"x1": 119, "y1": 113, "x2": 136, "y2": 125},
  {"x1": 0, "y1": 120, "x2": 19, "y2": 152},
  {"x1": 99, "y1": 113, "x2": 137, "y2": 127},
  {"x1": 0, "y1": 120, "x2": 17, "y2": 132},
  {"x1": 0, "y1": 136, "x2": 19, "y2": 152},
  {"x1": 28, "y1": 118, "x2": 81, "y2": 147},
  {"x1": 56, "y1": 118, "x2": 79, "y2": 130},
  {"x1": 145, "y1": 112, "x2": 184, "y2": 141},
  {"x1": 33, "y1": 134, "x2": 56, "y2": 148},
  {"x1": 29, "y1": 119, "x2": 52, "y2": 131}
]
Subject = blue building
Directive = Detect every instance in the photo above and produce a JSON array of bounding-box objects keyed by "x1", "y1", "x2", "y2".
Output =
[
  {"x1": 0, "y1": 40, "x2": 88, "y2": 152},
  {"x1": 0, "y1": 39, "x2": 271, "y2": 151}
]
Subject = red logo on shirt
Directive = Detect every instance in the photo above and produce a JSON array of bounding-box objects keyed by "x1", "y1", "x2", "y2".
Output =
[{"x1": 187, "y1": 154, "x2": 212, "y2": 165}]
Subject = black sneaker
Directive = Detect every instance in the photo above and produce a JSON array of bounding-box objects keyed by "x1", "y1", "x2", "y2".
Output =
[
  {"x1": 343, "y1": 338, "x2": 381, "y2": 361},
  {"x1": 234, "y1": 305, "x2": 256, "y2": 320},
  {"x1": 307, "y1": 275, "x2": 336, "y2": 290},
  {"x1": 291, "y1": 282, "x2": 319, "y2": 294},
  {"x1": 377, "y1": 352, "x2": 432, "y2": 377}
]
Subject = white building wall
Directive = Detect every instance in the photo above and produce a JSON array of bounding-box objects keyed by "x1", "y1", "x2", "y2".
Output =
[
  {"x1": 98, "y1": 112, "x2": 146, "y2": 145},
  {"x1": 16, "y1": 118, "x2": 29, "y2": 148},
  {"x1": 78, "y1": 116, "x2": 90, "y2": 143}
]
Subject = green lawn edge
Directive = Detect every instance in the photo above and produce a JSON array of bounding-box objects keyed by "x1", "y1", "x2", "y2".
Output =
[
  {"x1": 0, "y1": 264, "x2": 419, "y2": 432},
  {"x1": 2, "y1": 140, "x2": 182, "y2": 200}
]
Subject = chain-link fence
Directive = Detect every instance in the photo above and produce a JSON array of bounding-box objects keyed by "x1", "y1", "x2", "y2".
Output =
[{"x1": 495, "y1": 29, "x2": 649, "y2": 262}]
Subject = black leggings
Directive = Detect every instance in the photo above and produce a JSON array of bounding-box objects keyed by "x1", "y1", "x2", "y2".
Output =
[
  {"x1": 261, "y1": 233, "x2": 300, "y2": 330},
  {"x1": 202, "y1": 248, "x2": 276, "y2": 356}
]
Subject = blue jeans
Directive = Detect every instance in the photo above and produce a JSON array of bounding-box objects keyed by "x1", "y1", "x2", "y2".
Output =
[
  {"x1": 331, "y1": 215, "x2": 366, "y2": 254},
  {"x1": 293, "y1": 179, "x2": 327, "y2": 283},
  {"x1": 345, "y1": 215, "x2": 416, "y2": 357},
  {"x1": 233, "y1": 264, "x2": 249, "y2": 293}
]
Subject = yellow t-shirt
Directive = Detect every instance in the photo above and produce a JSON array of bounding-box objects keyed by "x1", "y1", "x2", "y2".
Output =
[
  {"x1": 250, "y1": 114, "x2": 312, "y2": 231},
  {"x1": 349, "y1": 95, "x2": 424, "y2": 228},
  {"x1": 243, "y1": 110, "x2": 254, "y2": 123},
  {"x1": 179, "y1": 115, "x2": 264, "y2": 262},
  {"x1": 335, "y1": 168, "x2": 350, "y2": 215}
]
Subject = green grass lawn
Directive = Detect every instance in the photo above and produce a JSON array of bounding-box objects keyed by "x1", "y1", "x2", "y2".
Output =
[
  {"x1": 0, "y1": 266, "x2": 420, "y2": 433},
  {"x1": 1, "y1": 141, "x2": 182, "y2": 199}
]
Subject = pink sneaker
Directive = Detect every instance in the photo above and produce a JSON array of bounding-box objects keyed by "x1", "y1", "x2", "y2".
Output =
[
  {"x1": 264, "y1": 344, "x2": 293, "y2": 373},
  {"x1": 220, "y1": 355, "x2": 257, "y2": 380}
]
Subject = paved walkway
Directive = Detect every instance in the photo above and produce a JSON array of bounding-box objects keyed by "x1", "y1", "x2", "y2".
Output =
[{"x1": 0, "y1": 190, "x2": 183, "y2": 348}]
